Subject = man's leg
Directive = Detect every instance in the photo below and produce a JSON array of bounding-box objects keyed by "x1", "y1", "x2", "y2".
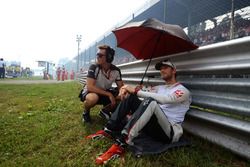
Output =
[
  {"x1": 94, "y1": 95, "x2": 142, "y2": 165},
  {"x1": 0, "y1": 68, "x2": 3, "y2": 78},
  {"x1": 98, "y1": 93, "x2": 115, "y2": 120},
  {"x1": 122, "y1": 97, "x2": 172, "y2": 145},
  {"x1": 99, "y1": 88, "x2": 120, "y2": 120},
  {"x1": 82, "y1": 93, "x2": 99, "y2": 123},
  {"x1": 142, "y1": 115, "x2": 172, "y2": 142},
  {"x1": 105, "y1": 94, "x2": 141, "y2": 131},
  {"x1": 86, "y1": 94, "x2": 141, "y2": 139}
]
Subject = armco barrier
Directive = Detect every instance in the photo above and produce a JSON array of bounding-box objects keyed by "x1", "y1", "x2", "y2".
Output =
[
  {"x1": 79, "y1": 37, "x2": 250, "y2": 159},
  {"x1": 78, "y1": 71, "x2": 87, "y2": 86}
]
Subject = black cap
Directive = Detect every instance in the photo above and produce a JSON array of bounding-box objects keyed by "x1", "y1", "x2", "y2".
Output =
[{"x1": 155, "y1": 59, "x2": 175, "y2": 70}]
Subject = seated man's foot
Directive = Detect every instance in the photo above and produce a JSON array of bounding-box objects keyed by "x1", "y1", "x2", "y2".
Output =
[
  {"x1": 82, "y1": 112, "x2": 91, "y2": 123},
  {"x1": 86, "y1": 127, "x2": 114, "y2": 140},
  {"x1": 95, "y1": 144, "x2": 124, "y2": 165},
  {"x1": 85, "y1": 130, "x2": 111, "y2": 140},
  {"x1": 99, "y1": 109, "x2": 111, "y2": 120}
]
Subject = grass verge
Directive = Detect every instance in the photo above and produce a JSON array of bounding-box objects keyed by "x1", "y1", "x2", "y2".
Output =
[{"x1": 0, "y1": 82, "x2": 249, "y2": 167}]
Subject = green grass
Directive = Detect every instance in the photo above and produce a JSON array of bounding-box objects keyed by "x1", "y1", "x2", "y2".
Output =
[
  {"x1": 0, "y1": 82, "x2": 249, "y2": 167},
  {"x1": 4, "y1": 76, "x2": 44, "y2": 80}
]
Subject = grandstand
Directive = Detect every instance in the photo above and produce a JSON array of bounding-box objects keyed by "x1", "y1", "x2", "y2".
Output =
[{"x1": 65, "y1": 0, "x2": 250, "y2": 73}]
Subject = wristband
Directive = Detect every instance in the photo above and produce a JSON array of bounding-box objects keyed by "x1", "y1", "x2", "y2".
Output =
[{"x1": 134, "y1": 87, "x2": 141, "y2": 95}]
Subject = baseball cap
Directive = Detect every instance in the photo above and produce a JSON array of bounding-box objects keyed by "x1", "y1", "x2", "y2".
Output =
[{"x1": 155, "y1": 59, "x2": 175, "y2": 70}]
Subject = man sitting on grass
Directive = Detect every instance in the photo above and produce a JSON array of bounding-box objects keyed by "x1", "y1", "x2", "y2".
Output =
[{"x1": 86, "y1": 59, "x2": 191, "y2": 165}]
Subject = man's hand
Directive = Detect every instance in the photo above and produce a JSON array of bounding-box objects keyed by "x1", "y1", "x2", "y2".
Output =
[
  {"x1": 119, "y1": 87, "x2": 129, "y2": 100},
  {"x1": 119, "y1": 84, "x2": 143, "y2": 100},
  {"x1": 122, "y1": 85, "x2": 135, "y2": 94}
]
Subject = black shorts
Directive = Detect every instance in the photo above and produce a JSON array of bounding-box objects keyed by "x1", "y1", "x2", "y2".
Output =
[{"x1": 79, "y1": 87, "x2": 119, "y2": 106}]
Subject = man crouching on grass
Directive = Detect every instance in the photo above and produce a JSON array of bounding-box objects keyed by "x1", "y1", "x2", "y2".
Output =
[{"x1": 86, "y1": 59, "x2": 191, "y2": 165}]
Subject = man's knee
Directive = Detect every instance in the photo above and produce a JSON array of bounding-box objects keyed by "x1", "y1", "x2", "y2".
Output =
[
  {"x1": 85, "y1": 93, "x2": 99, "y2": 106},
  {"x1": 142, "y1": 97, "x2": 156, "y2": 106}
]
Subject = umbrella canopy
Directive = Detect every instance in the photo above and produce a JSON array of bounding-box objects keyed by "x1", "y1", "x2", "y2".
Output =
[{"x1": 112, "y1": 18, "x2": 198, "y2": 60}]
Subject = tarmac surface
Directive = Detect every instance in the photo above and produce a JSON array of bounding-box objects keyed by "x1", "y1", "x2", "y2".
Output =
[{"x1": 0, "y1": 79, "x2": 73, "y2": 84}]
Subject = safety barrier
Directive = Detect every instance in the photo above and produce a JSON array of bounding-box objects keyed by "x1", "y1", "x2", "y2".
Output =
[
  {"x1": 78, "y1": 71, "x2": 87, "y2": 86},
  {"x1": 118, "y1": 36, "x2": 250, "y2": 159},
  {"x1": 78, "y1": 37, "x2": 250, "y2": 159}
]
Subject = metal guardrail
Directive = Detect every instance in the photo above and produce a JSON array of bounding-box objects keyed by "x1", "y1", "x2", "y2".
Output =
[
  {"x1": 78, "y1": 37, "x2": 250, "y2": 159},
  {"x1": 77, "y1": 71, "x2": 87, "y2": 86},
  {"x1": 117, "y1": 36, "x2": 250, "y2": 159}
]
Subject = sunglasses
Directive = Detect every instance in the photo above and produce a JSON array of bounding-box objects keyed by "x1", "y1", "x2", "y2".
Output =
[{"x1": 96, "y1": 53, "x2": 105, "y2": 58}]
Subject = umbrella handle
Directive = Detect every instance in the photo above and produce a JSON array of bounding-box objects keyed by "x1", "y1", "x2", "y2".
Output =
[
  {"x1": 140, "y1": 80, "x2": 143, "y2": 85},
  {"x1": 140, "y1": 57, "x2": 152, "y2": 85},
  {"x1": 140, "y1": 32, "x2": 162, "y2": 85}
]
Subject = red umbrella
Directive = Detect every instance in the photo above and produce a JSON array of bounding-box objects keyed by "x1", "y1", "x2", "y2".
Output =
[
  {"x1": 112, "y1": 18, "x2": 198, "y2": 84},
  {"x1": 112, "y1": 18, "x2": 198, "y2": 60}
]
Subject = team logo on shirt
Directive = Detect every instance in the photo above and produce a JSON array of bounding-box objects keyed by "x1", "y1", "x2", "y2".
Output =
[
  {"x1": 88, "y1": 69, "x2": 94, "y2": 73},
  {"x1": 174, "y1": 90, "x2": 184, "y2": 98}
]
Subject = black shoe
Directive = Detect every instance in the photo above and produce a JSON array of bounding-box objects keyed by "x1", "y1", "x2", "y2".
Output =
[
  {"x1": 115, "y1": 133, "x2": 127, "y2": 148},
  {"x1": 82, "y1": 112, "x2": 91, "y2": 123},
  {"x1": 99, "y1": 109, "x2": 111, "y2": 120}
]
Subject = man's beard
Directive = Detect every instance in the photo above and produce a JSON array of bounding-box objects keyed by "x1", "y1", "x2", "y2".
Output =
[{"x1": 161, "y1": 74, "x2": 172, "y2": 81}]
